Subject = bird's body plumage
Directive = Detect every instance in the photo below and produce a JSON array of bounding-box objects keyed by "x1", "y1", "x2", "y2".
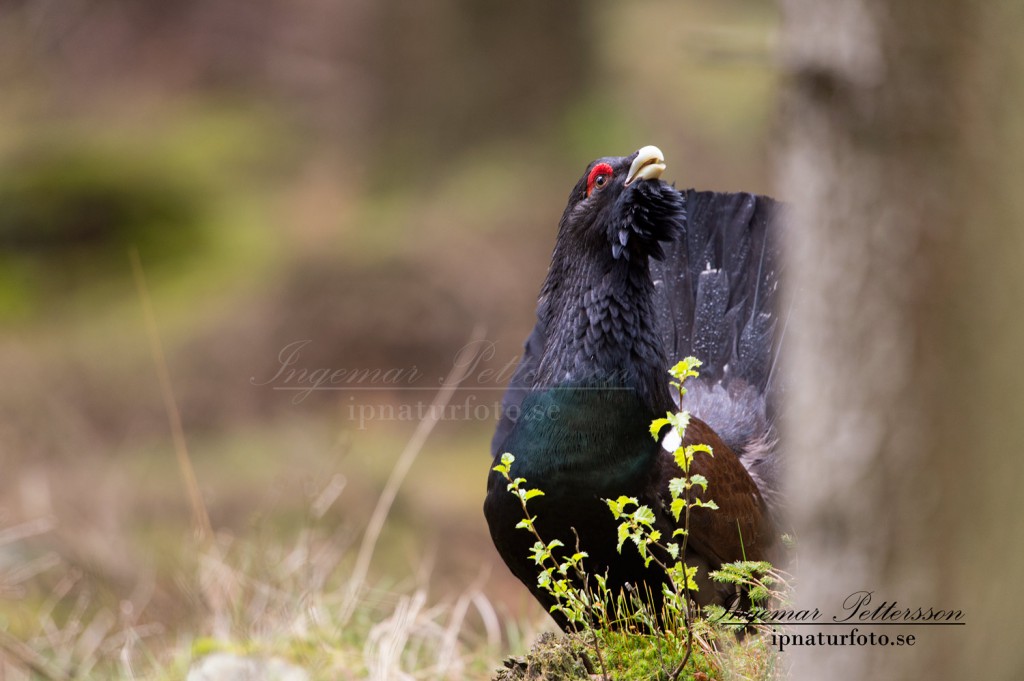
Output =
[{"x1": 484, "y1": 148, "x2": 784, "y2": 629}]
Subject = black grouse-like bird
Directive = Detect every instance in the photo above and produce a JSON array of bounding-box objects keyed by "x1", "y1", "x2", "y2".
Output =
[{"x1": 484, "y1": 146, "x2": 784, "y2": 630}]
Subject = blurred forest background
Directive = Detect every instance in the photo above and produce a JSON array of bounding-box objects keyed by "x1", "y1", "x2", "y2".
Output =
[{"x1": 0, "y1": 0, "x2": 781, "y2": 677}]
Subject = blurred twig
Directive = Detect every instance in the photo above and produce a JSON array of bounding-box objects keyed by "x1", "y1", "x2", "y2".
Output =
[
  {"x1": 341, "y1": 324, "x2": 487, "y2": 624},
  {"x1": 129, "y1": 248, "x2": 213, "y2": 546}
]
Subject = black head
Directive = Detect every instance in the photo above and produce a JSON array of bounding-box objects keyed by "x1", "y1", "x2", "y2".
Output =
[
  {"x1": 533, "y1": 146, "x2": 686, "y2": 402},
  {"x1": 557, "y1": 145, "x2": 685, "y2": 262}
]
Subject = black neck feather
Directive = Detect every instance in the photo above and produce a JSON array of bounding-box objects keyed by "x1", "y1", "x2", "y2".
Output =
[{"x1": 533, "y1": 247, "x2": 673, "y2": 414}]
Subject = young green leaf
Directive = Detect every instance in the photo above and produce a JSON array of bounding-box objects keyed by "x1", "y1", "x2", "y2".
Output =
[
  {"x1": 649, "y1": 416, "x2": 671, "y2": 439},
  {"x1": 670, "y1": 498, "x2": 685, "y2": 522},
  {"x1": 493, "y1": 453, "x2": 514, "y2": 477},
  {"x1": 623, "y1": 503, "x2": 655, "y2": 527},
  {"x1": 668, "y1": 477, "x2": 687, "y2": 499},
  {"x1": 616, "y1": 522, "x2": 631, "y2": 552},
  {"x1": 687, "y1": 443, "x2": 714, "y2": 458},
  {"x1": 515, "y1": 516, "x2": 536, "y2": 531}
]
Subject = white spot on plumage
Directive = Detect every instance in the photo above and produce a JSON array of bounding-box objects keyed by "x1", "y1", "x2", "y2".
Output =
[{"x1": 662, "y1": 427, "x2": 682, "y2": 453}]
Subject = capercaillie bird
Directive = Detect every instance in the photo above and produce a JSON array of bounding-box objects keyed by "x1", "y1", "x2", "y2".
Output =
[{"x1": 484, "y1": 146, "x2": 785, "y2": 630}]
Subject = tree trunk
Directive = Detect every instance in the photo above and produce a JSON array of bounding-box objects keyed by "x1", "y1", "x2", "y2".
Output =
[{"x1": 778, "y1": 1, "x2": 1024, "y2": 679}]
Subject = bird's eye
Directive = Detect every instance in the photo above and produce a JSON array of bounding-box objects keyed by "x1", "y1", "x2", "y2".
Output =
[{"x1": 586, "y1": 163, "x2": 614, "y2": 197}]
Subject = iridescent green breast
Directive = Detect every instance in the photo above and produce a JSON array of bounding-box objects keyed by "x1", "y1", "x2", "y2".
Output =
[{"x1": 496, "y1": 381, "x2": 661, "y2": 497}]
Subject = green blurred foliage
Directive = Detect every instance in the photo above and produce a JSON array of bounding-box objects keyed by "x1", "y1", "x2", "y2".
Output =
[
  {"x1": 0, "y1": 109, "x2": 289, "y2": 321},
  {"x1": 0, "y1": 140, "x2": 206, "y2": 316}
]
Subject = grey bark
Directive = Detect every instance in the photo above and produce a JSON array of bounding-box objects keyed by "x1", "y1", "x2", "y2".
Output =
[{"x1": 778, "y1": 0, "x2": 1024, "y2": 679}]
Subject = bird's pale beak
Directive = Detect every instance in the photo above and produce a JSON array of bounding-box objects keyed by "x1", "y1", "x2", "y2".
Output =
[{"x1": 624, "y1": 145, "x2": 666, "y2": 186}]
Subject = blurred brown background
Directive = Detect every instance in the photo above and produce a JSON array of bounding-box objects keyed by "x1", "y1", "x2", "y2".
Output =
[{"x1": 0, "y1": 0, "x2": 780, "y2": 672}]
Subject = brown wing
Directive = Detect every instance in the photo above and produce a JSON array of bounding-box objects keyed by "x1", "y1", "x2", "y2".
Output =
[{"x1": 655, "y1": 417, "x2": 775, "y2": 566}]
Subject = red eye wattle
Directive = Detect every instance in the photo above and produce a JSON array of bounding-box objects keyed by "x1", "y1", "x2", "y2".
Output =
[{"x1": 586, "y1": 163, "x2": 614, "y2": 197}]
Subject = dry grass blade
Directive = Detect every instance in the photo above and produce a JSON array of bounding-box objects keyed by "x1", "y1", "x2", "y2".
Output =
[
  {"x1": 129, "y1": 248, "x2": 213, "y2": 545},
  {"x1": 341, "y1": 324, "x2": 487, "y2": 623},
  {"x1": 0, "y1": 628, "x2": 72, "y2": 681}
]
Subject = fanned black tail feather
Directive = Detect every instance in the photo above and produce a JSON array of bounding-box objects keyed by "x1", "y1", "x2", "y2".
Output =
[{"x1": 651, "y1": 189, "x2": 786, "y2": 513}]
